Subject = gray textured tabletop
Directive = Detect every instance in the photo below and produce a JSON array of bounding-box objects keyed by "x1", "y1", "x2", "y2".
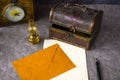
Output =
[{"x1": 0, "y1": 5, "x2": 120, "y2": 80}]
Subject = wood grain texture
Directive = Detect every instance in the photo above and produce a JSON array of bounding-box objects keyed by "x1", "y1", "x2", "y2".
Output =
[
  {"x1": 49, "y1": 3, "x2": 103, "y2": 49},
  {"x1": 49, "y1": 3, "x2": 103, "y2": 34}
]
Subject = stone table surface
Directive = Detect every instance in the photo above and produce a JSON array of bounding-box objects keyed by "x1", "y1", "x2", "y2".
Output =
[{"x1": 0, "y1": 5, "x2": 120, "y2": 80}]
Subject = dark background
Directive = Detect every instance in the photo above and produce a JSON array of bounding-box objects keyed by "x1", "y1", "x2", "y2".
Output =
[{"x1": 35, "y1": 0, "x2": 120, "y2": 4}]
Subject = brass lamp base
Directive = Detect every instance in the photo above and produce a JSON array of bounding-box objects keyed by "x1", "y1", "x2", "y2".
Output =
[
  {"x1": 27, "y1": 19, "x2": 40, "y2": 44},
  {"x1": 28, "y1": 34, "x2": 40, "y2": 44}
]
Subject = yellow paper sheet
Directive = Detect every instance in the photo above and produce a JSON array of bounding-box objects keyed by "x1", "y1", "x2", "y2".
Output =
[{"x1": 12, "y1": 44, "x2": 75, "y2": 80}]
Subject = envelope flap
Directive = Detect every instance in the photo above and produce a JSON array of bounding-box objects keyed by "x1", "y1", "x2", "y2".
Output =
[{"x1": 47, "y1": 44, "x2": 76, "y2": 78}]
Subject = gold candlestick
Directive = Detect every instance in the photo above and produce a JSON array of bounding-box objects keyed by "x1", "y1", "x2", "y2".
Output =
[{"x1": 27, "y1": 19, "x2": 40, "y2": 44}]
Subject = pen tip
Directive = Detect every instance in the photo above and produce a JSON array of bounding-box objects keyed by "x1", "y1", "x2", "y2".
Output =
[{"x1": 95, "y1": 58, "x2": 98, "y2": 62}]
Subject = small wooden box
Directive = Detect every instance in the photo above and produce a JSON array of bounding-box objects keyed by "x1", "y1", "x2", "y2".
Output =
[{"x1": 49, "y1": 3, "x2": 103, "y2": 49}]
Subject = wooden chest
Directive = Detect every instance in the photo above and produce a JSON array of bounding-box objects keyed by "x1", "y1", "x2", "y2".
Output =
[{"x1": 49, "y1": 3, "x2": 103, "y2": 49}]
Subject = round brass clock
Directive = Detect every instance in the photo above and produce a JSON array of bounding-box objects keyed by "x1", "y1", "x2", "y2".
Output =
[{"x1": 2, "y1": 4, "x2": 25, "y2": 22}]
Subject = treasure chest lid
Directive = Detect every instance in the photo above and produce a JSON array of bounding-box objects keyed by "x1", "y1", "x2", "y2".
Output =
[{"x1": 49, "y1": 2, "x2": 103, "y2": 35}]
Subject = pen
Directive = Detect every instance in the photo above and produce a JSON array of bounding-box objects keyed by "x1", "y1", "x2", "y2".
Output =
[{"x1": 95, "y1": 58, "x2": 102, "y2": 80}]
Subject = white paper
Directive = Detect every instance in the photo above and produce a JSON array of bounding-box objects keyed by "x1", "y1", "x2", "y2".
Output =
[{"x1": 43, "y1": 39, "x2": 89, "y2": 80}]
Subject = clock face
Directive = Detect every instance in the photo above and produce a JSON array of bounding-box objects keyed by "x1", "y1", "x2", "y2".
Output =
[{"x1": 3, "y1": 5, "x2": 25, "y2": 22}]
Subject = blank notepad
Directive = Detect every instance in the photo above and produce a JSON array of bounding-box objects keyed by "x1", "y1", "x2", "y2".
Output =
[{"x1": 44, "y1": 39, "x2": 89, "y2": 80}]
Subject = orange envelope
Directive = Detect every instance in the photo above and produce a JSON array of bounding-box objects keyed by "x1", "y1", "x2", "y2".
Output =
[{"x1": 12, "y1": 44, "x2": 75, "y2": 80}]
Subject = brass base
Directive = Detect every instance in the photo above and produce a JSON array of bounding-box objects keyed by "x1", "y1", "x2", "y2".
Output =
[{"x1": 28, "y1": 34, "x2": 40, "y2": 44}]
